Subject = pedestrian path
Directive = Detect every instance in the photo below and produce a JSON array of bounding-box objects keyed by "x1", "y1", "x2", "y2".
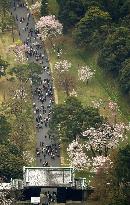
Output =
[{"x1": 11, "y1": 0, "x2": 60, "y2": 167}]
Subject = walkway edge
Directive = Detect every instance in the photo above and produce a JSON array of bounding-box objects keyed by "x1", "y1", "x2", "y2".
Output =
[{"x1": 46, "y1": 50, "x2": 58, "y2": 104}]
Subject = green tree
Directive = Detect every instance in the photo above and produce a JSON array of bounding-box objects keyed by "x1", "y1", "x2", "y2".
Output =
[
  {"x1": 0, "y1": 56, "x2": 9, "y2": 77},
  {"x1": 0, "y1": 114, "x2": 11, "y2": 144},
  {"x1": 119, "y1": 58, "x2": 130, "y2": 94},
  {"x1": 57, "y1": 0, "x2": 85, "y2": 30},
  {"x1": 0, "y1": 144, "x2": 25, "y2": 180},
  {"x1": 0, "y1": 0, "x2": 11, "y2": 17},
  {"x1": 98, "y1": 26, "x2": 130, "y2": 74},
  {"x1": 91, "y1": 145, "x2": 130, "y2": 205},
  {"x1": 41, "y1": 0, "x2": 48, "y2": 16},
  {"x1": 50, "y1": 97, "x2": 103, "y2": 140},
  {"x1": 73, "y1": 6, "x2": 111, "y2": 48},
  {"x1": 10, "y1": 63, "x2": 43, "y2": 84},
  {"x1": 102, "y1": 0, "x2": 130, "y2": 21}
]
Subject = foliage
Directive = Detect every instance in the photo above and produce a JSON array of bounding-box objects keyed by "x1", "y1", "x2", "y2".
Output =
[
  {"x1": 0, "y1": 56, "x2": 9, "y2": 77},
  {"x1": 0, "y1": 144, "x2": 25, "y2": 180},
  {"x1": 73, "y1": 6, "x2": 111, "y2": 48},
  {"x1": 50, "y1": 97, "x2": 103, "y2": 140},
  {"x1": 41, "y1": 0, "x2": 48, "y2": 16},
  {"x1": 115, "y1": 145, "x2": 130, "y2": 184},
  {"x1": 0, "y1": 114, "x2": 11, "y2": 144},
  {"x1": 119, "y1": 58, "x2": 130, "y2": 94},
  {"x1": 9, "y1": 63, "x2": 43, "y2": 84},
  {"x1": 57, "y1": 0, "x2": 85, "y2": 31},
  {"x1": 98, "y1": 26, "x2": 130, "y2": 74},
  {"x1": 91, "y1": 145, "x2": 130, "y2": 205},
  {"x1": 0, "y1": 0, "x2": 11, "y2": 16}
]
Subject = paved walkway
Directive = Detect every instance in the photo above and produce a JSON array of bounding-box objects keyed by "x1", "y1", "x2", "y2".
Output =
[{"x1": 11, "y1": 0, "x2": 60, "y2": 167}]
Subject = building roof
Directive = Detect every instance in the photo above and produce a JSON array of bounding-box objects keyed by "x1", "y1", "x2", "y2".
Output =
[{"x1": 23, "y1": 167, "x2": 74, "y2": 187}]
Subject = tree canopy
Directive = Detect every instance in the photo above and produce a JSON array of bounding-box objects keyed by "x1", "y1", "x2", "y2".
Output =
[
  {"x1": 0, "y1": 114, "x2": 11, "y2": 144},
  {"x1": 50, "y1": 97, "x2": 103, "y2": 140},
  {"x1": 57, "y1": 0, "x2": 85, "y2": 30},
  {"x1": 73, "y1": 6, "x2": 111, "y2": 47},
  {"x1": 98, "y1": 27, "x2": 130, "y2": 74}
]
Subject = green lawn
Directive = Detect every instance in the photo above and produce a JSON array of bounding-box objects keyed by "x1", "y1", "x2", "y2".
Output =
[
  {"x1": 0, "y1": 31, "x2": 36, "y2": 165},
  {"x1": 47, "y1": 35, "x2": 130, "y2": 122},
  {"x1": 0, "y1": 32, "x2": 20, "y2": 104}
]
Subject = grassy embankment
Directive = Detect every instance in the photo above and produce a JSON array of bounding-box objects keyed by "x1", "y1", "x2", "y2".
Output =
[
  {"x1": 0, "y1": 31, "x2": 36, "y2": 165},
  {"x1": 42, "y1": 0, "x2": 130, "y2": 169}
]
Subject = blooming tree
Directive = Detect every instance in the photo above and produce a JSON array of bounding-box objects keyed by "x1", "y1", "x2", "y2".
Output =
[
  {"x1": 70, "y1": 89, "x2": 77, "y2": 97},
  {"x1": 67, "y1": 140, "x2": 113, "y2": 173},
  {"x1": 31, "y1": 1, "x2": 41, "y2": 17},
  {"x1": 36, "y1": 15, "x2": 63, "y2": 41},
  {"x1": 91, "y1": 156, "x2": 113, "y2": 173},
  {"x1": 78, "y1": 65, "x2": 95, "y2": 83},
  {"x1": 54, "y1": 60, "x2": 75, "y2": 96},
  {"x1": 67, "y1": 122, "x2": 128, "y2": 172},
  {"x1": 108, "y1": 100, "x2": 119, "y2": 123},
  {"x1": 54, "y1": 60, "x2": 71, "y2": 73},
  {"x1": 91, "y1": 98, "x2": 103, "y2": 109},
  {"x1": 0, "y1": 183, "x2": 16, "y2": 205},
  {"x1": 13, "y1": 88, "x2": 27, "y2": 101},
  {"x1": 67, "y1": 140, "x2": 91, "y2": 170},
  {"x1": 9, "y1": 44, "x2": 29, "y2": 63},
  {"x1": 83, "y1": 123, "x2": 127, "y2": 157}
]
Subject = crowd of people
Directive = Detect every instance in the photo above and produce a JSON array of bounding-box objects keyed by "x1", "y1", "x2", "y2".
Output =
[
  {"x1": 11, "y1": 1, "x2": 61, "y2": 204},
  {"x1": 42, "y1": 191, "x2": 57, "y2": 205},
  {"x1": 12, "y1": 0, "x2": 60, "y2": 168}
]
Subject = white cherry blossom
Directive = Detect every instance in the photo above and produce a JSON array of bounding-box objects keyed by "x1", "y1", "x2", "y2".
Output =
[
  {"x1": 54, "y1": 60, "x2": 71, "y2": 73},
  {"x1": 36, "y1": 15, "x2": 63, "y2": 41},
  {"x1": 67, "y1": 140, "x2": 91, "y2": 170},
  {"x1": 78, "y1": 65, "x2": 95, "y2": 82},
  {"x1": 31, "y1": 1, "x2": 41, "y2": 17}
]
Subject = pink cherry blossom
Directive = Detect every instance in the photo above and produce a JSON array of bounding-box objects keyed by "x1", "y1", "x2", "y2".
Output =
[
  {"x1": 83, "y1": 123, "x2": 127, "y2": 156},
  {"x1": 36, "y1": 15, "x2": 63, "y2": 41},
  {"x1": 67, "y1": 140, "x2": 91, "y2": 170}
]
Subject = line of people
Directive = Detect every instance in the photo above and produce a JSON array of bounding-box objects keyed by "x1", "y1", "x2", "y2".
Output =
[{"x1": 12, "y1": 0, "x2": 60, "y2": 168}]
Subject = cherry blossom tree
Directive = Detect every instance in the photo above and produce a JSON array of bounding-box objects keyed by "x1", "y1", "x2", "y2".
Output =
[
  {"x1": 31, "y1": 1, "x2": 41, "y2": 18},
  {"x1": 67, "y1": 122, "x2": 128, "y2": 172},
  {"x1": 83, "y1": 123, "x2": 127, "y2": 157},
  {"x1": 78, "y1": 65, "x2": 95, "y2": 83},
  {"x1": 91, "y1": 98, "x2": 103, "y2": 109},
  {"x1": 70, "y1": 89, "x2": 77, "y2": 97},
  {"x1": 0, "y1": 183, "x2": 16, "y2": 205},
  {"x1": 91, "y1": 155, "x2": 113, "y2": 173},
  {"x1": 54, "y1": 60, "x2": 76, "y2": 96},
  {"x1": 36, "y1": 15, "x2": 63, "y2": 43},
  {"x1": 9, "y1": 44, "x2": 29, "y2": 63},
  {"x1": 67, "y1": 140, "x2": 91, "y2": 170},
  {"x1": 67, "y1": 140, "x2": 113, "y2": 173},
  {"x1": 108, "y1": 100, "x2": 119, "y2": 123},
  {"x1": 54, "y1": 60, "x2": 71, "y2": 73}
]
